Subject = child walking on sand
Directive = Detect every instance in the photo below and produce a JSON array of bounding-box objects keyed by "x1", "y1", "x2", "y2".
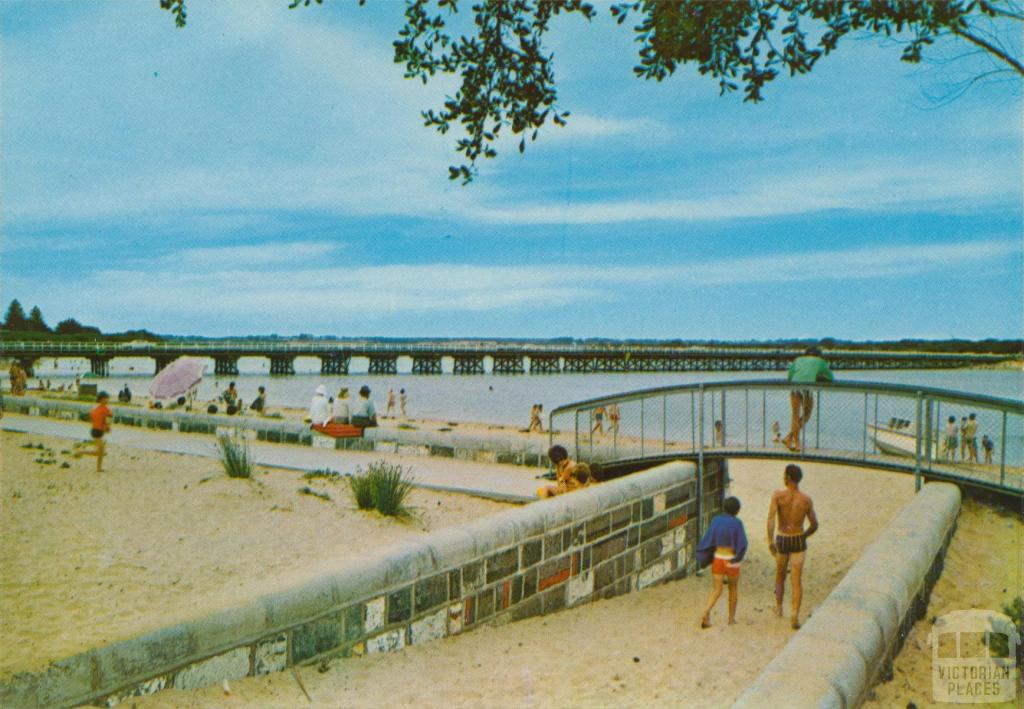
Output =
[
  {"x1": 74, "y1": 391, "x2": 113, "y2": 472},
  {"x1": 696, "y1": 496, "x2": 748, "y2": 628}
]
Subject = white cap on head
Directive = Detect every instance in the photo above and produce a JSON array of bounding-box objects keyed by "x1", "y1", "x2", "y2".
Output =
[{"x1": 315, "y1": 385, "x2": 327, "y2": 396}]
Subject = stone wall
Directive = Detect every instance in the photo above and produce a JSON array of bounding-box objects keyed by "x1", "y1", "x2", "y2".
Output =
[
  {"x1": 732, "y1": 482, "x2": 961, "y2": 709},
  {"x1": 2, "y1": 395, "x2": 548, "y2": 468},
  {"x1": 0, "y1": 459, "x2": 726, "y2": 708}
]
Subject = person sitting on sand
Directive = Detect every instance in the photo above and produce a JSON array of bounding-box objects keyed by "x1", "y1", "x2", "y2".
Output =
[
  {"x1": 782, "y1": 346, "x2": 833, "y2": 452},
  {"x1": 537, "y1": 445, "x2": 595, "y2": 498},
  {"x1": 332, "y1": 387, "x2": 351, "y2": 424},
  {"x1": 250, "y1": 386, "x2": 267, "y2": 414},
  {"x1": 222, "y1": 382, "x2": 238, "y2": 408},
  {"x1": 767, "y1": 464, "x2": 819, "y2": 629},
  {"x1": 73, "y1": 391, "x2": 113, "y2": 472},
  {"x1": 308, "y1": 385, "x2": 331, "y2": 426},
  {"x1": 350, "y1": 385, "x2": 378, "y2": 428},
  {"x1": 771, "y1": 420, "x2": 782, "y2": 443},
  {"x1": 117, "y1": 384, "x2": 132, "y2": 403},
  {"x1": 697, "y1": 496, "x2": 748, "y2": 628}
]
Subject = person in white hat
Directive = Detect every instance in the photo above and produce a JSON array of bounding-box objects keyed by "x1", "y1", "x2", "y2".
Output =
[{"x1": 309, "y1": 384, "x2": 331, "y2": 426}]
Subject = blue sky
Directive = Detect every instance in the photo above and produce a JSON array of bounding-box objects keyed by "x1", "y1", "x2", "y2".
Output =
[{"x1": 2, "y1": 1, "x2": 1021, "y2": 340}]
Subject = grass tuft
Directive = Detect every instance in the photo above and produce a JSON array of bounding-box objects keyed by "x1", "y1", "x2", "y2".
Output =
[
  {"x1": 216, "y1": 435, "x2": 254, "y2": 479},
  {"x1": 303, "y1": 468, "x2": 342, "y2": 482},
  {"x1": 347, "y1": 460, "x2": 415, "y2": 517},
  {"x1": 298, "y1": 486, "x2": 332, "y2": 502}
]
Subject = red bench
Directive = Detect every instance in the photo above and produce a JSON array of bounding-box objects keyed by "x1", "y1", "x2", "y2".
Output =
[{"x1": 311, "y1": 422, "x2": 364, "y2": 438}]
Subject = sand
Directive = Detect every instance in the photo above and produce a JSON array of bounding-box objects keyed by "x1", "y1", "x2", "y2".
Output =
[
  {"x1": 131, "y1": 459, "x2": 921, "y2": 708},
  {"x1": 863, "y1": 498, "x2": 1023, "y2": 709},
  {"x1": 0, "y1": 431, "x2": 512, "y2": 678}
]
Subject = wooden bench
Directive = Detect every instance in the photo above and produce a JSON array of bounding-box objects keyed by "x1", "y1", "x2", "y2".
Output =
[{"x1": 311, "y1": 422, "x2": 364, "y2": 438}]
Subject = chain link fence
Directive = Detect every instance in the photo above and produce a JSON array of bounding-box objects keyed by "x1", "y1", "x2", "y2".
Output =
[{"x1": 550, "y1": 381, "x2": 1024, "y2": 495}]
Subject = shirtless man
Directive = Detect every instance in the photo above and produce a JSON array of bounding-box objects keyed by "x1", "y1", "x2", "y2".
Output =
[{"x1": 767, "y1": 464, "x2": 819, "y2": 629}]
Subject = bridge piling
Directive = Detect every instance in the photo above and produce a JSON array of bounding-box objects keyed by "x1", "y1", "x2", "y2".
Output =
[
  {"x1": 492, "y1": 355, "x2": 525, "y2": 375},
  {"x1": 528, "y1": 356, "x2": 560, "y2": 374},
  {"x1": 214, "y1": 356, "x2": 239, "y2": 376},
  {"x1": 88, "y1": 356, "x2": 111, "y2": 378},
  {"x1": 269, "y1": 356, "x2": 295, "y2": 376},
  {"x1": 452, "y1": 355, "x2": 485, "y2": 375},
  {"x1": 411, "y1": 355, "x2": 442, "y2": 375},
  {"x1": 368, "y1": 356, "x2": 398, "y2": 375},
  {"x1": 319, "y1": 353, "x2": 349, "y2": 375}
]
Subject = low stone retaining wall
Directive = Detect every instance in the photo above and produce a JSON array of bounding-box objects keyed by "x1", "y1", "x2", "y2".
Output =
[
  {"x1": 733, "y1": 482, "x2": 961, "y2": 709},
  {"x1": 0, "y1": 459, "x2": 727, "y2": 708},
  {"x1": 2, "y1": 395, "x2": 548, "y2": 468}
]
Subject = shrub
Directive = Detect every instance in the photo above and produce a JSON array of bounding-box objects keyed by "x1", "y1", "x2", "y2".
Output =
[
  {"x1": 347, "y1": 471, "x2": 375, "y2": 510},
  {"x1": 216, "y1": 434, "x2": 253, "y2": 479},
  {"x1": 348, "y1": 460, "x2": 415, "y2": 517}
]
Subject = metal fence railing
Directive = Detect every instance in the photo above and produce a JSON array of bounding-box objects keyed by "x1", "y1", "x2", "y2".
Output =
[{"x1": 549, "y1": 380, "x2": 1024, "y2": 499}]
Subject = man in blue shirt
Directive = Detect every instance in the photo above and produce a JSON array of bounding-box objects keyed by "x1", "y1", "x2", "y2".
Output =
[{"x1": 697, "y1": 496, "x2": 748, "y2": 628}]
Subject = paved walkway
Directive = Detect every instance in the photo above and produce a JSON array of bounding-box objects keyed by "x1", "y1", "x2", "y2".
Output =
[{"x1": 1, "y1": 414, "x2": 541, "y2": 501}]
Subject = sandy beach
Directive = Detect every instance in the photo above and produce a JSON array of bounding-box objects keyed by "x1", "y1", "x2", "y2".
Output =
[
  {"x1": 128, "y1": 459, "x2": 920, "y2": 708},
  {"x1": 0, "y1": 430, "x2": 512, "y2": 678}
]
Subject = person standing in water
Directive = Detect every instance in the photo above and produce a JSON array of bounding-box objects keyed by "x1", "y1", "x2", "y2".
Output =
[{"x1": 767, "y1": 464, "x2": 819, "y2": 629}]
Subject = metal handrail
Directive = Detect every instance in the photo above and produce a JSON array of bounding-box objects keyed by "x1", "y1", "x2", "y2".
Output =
[
  {"x1": 549, "y1": 380, "x2": 1024, "y2": 418},
  {"x1": 547, "y1": 380, "x2": 1024, "y2": 508}
]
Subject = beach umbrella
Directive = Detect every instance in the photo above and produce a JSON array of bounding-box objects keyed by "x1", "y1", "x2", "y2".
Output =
[{"x1": 148, "y1": 357, "x2": 206, "y2": 400}]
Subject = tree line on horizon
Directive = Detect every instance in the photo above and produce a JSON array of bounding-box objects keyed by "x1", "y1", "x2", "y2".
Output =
[{"x1": 0, "y1": 299, "x2": 162, "y2": 342}]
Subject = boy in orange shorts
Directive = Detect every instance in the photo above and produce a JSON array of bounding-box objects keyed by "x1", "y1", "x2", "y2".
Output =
[
  {"x1": 74, "y1": 391, "x2": 112, "y2": 472},
  {"x1": 696, "y1": 496, "x2": 748, "y2": 628}
]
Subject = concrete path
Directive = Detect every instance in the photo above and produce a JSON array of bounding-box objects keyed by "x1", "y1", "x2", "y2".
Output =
[{"x1": 1, "y1": 414, "x2": 541, "y2": 502}]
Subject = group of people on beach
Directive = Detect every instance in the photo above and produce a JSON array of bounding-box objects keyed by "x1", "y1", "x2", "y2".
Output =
[
  {"x1": 308, "y1": 384, "x2": 379, "y2": 428},
  {"x1": 528, "y1": 403, "x2": 545, "y2": 433},
  {"x1": 943, "y1": 413, "x2": 995, "y2": 464},
  {"x1": 589, "y1": 403, "x2": 620, "y2": 436},
  {"x1": 697, "y1": 464, "x2": 818, "y2": 631}
]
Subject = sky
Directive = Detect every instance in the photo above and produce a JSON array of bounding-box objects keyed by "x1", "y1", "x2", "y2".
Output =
[{"x1": 1, "y1": 1, "x2": 1021, "y2": 340}]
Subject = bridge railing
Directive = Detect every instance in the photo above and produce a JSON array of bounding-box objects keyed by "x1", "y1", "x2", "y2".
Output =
[{"x1": 548, "y1": 380, "x2": 1024, "y2": 497}]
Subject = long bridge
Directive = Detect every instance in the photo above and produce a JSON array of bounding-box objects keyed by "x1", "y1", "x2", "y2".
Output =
[{"x1": 0, "y1": 339, "x2": 1009, "y2": 377}]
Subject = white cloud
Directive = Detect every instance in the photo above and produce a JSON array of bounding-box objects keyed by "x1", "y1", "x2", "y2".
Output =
[
  {"x1": 173, "y1": 241, "x2": 343, "y2": 267},
  {"x1": 13, "y1": 239, "x2": 1005, "y2": 331},
  {"x1": 466, "y1": 161, "x2": 1017, "y2": 225}
]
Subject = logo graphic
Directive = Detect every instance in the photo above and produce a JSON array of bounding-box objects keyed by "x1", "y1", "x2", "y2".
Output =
[{"x1": 929, "y1": 609, "x2": 1019, "y2": 704}]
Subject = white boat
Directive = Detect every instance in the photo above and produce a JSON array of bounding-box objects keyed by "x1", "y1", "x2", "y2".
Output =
[{"x1": 866, "y1": 421, "x2": 940, "y2": 458}]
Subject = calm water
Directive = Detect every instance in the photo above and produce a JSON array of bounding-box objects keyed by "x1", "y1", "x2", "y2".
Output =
[{"x1": 11, "y1": 357, "x2": 1022, "y2": 426}]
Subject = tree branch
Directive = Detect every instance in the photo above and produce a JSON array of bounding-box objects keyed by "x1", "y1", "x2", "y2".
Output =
[{"x1": 951, "y1": 25, "x2": 1024, "y2": 75}]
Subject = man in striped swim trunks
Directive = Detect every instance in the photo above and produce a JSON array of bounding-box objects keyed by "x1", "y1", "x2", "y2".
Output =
[{"x1": 767, "y1": 464, "x2": 819, "y2": 629}]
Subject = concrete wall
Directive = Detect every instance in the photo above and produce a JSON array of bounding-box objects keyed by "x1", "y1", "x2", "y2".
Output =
[
  {"x1": 0, "y1": 459, "x2": 727, "y2": 708},
  {"x1": 3, "y1": 395, "x2": 549, "y2": 468},
  {"x1": 733, "y1": 482, "x2": 961, "y2": 709}
]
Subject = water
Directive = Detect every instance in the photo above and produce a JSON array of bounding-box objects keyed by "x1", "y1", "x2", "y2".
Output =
[{"x1": 10, "y1": 357, "x2": 1021, "y2": 426}]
